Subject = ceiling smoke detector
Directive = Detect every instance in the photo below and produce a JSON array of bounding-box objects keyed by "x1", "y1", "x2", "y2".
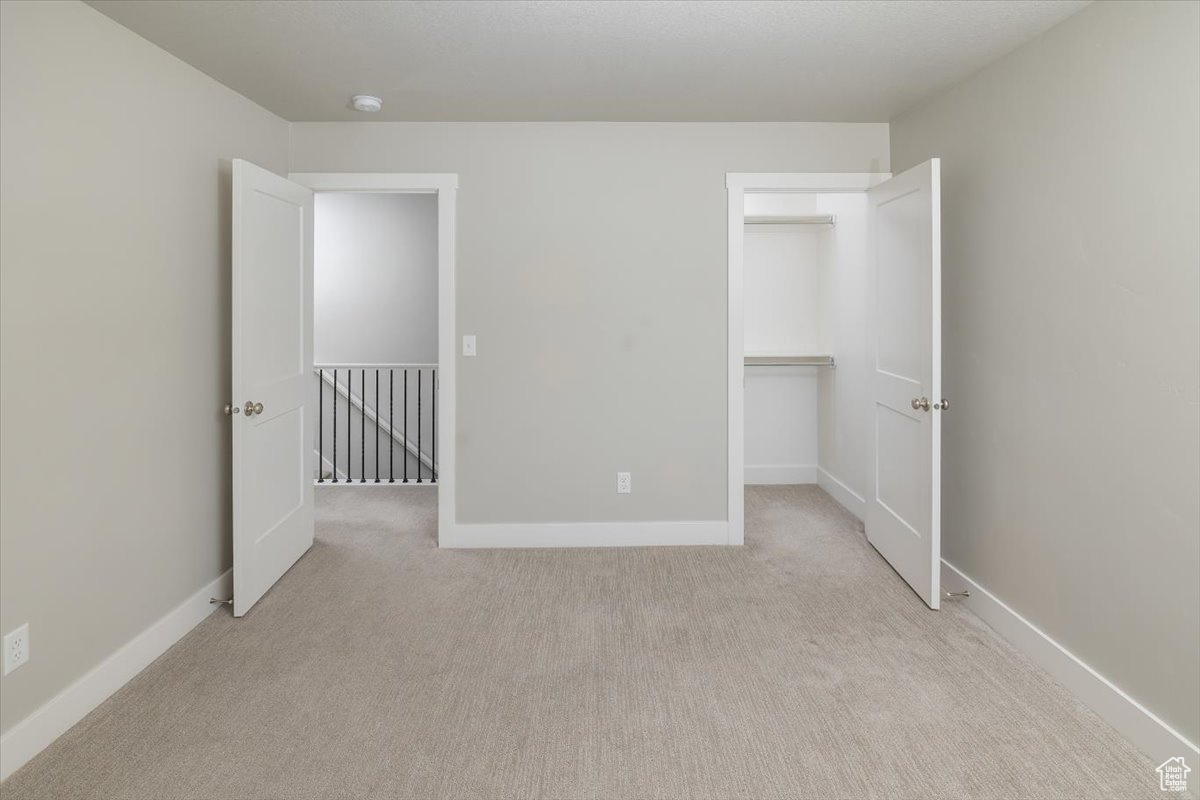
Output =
[{"x1": 351, "y1": 95, "x2": 383, "y2": 113}]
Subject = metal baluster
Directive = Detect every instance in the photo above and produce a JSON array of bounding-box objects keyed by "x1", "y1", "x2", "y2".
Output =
[
  {"x1": 417, "y1": 369, "x2": 423, "y2": 483},
  {"x1": 346, "y1": 366, "x2": 351, "y2": 482},
  {"x1": 389, "y1": 370, "x2": 395, "y2": 483},
  {"x1": 403, "y1": 369, "x2": 409, "y2": 483},
  {"x1": 360, "y1": 369, "x2": 366, "y2": 483},
  {"x1": 317, "y1": 370, "x2": 324, "y2": 483},
  {"x1": 331, "y1": 370, "x2": 338, "y2": 483},
  {"x1": 374, "y1": 369, "x2": 380, "y2": 483},
  {"x1": 431, "y1": 368, "x2": 436, "y2": 483}
]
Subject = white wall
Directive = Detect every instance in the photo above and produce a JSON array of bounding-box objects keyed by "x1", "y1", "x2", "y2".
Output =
[
  {"x1": 0, "y1": 0, "x2": 289, "y2": 735},
  {"x1": 743, "y1": 367, "x2": 818, "y2": 485},
  {"x1": 891, "y1": 0, "x2": 1199, "y2": 748},
  {"x1": 314, "y1": 192, "x2": 438, "y2": 366},
  {"x1": 291, "y1": 122, "x2": 889, "y2": 525},
  {"x1": 815, "y1": 194, "x2": 871, "y2": 512},
  {"x1": 743, "y1": 224, "x2": 822, "y2": 356}
]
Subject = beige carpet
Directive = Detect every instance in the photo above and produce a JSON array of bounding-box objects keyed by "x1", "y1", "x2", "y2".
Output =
[{"x1": 1, "y1": 486, "x2": 1170, "y2": 799}]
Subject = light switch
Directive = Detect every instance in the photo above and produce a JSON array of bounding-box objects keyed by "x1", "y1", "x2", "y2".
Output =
[{"x1": 462, "y1": 335, "x2": 477, "y2": 357}]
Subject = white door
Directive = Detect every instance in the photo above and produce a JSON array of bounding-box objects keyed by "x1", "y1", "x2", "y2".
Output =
[
  {"x1": 231, "y1": 159, "x2": 314, "y2": 617},
  {"x1": 866, "y1": 159, "x2": 943, "y2": 609}
]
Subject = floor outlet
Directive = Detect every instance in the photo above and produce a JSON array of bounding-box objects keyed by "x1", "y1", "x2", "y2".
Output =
[{"x1": 4, "y1": 623, "x2": 29, "y2": 675}]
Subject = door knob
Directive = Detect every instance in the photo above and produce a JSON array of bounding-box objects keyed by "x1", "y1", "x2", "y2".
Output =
[
  {"x1": 911, "y1": 397, "x2": 930, "y2": 412},
  {"x1": 244, "y1": 401, "x2": 264, "y2": 416},
  {"x1": 933, "y1": 398, "x2": 950, "y2": 411},
  {"x1": 223, "y1": 403, "x2": 240, "y2": 415}
]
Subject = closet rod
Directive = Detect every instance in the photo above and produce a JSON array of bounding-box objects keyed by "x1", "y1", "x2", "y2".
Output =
[
  {"x1": 744, "y1": 214, "x2": 835, "y2": 226},
  {"x1": 744, "y1": 355, "x2": 835, "y2": 368}
]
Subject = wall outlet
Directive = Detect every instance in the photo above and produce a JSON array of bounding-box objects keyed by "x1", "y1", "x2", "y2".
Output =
[
  {"x1": 616, "y1": 472, "x2": 632, "y2": 494},
  {"x1": 3, "y1": 623, "x2": 29, "y2": 675}
]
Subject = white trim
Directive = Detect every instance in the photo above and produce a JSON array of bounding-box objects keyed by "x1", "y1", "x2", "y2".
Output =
[
  {"x1": 289, "y1": 172, "x2": 457, "y2": 548},
  {"x1": 727, "y1": 182, "x2": 744, "y2": 546},
  {"x1": 727, "y1": 173, "x2": 890, "y2": 191},
  {"x1": 726, "y1": 172, "x2": 889, "y2": 549},
  {"x1": 443, "y1": 521, "x2": 728, "y2": 549},
  {"x1": 0, "y1": 570, "x2": 232, "y2": 781},
  {"x1": 817, "y1": 467, "x2": 866, "y2": 521},
  {"x1": 290, "y1": 172, "x2": 458, "y2": 192},
  {"x1": 314, "y1": 448, "x2": 348, "y2": 482},
  {"x1": 941, "y1": 559, "x2": 1199, "y2": 766},
  {"x1": 745, "y1": 465, "x2": 818, "y2": 485},
  {"x1": 316, "y1": 482, "x2": 434, "y2": 489}
]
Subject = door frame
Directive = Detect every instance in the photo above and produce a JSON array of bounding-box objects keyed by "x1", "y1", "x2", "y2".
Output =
[
  {"x1": 289, "y1": 172, "x2": 459, "y2": 547},
  {"x1": 725, "y1": 172, "x2": 890, "y2": 544}
]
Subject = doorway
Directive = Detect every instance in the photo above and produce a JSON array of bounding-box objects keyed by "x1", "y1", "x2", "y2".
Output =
[
  {"x1": 230, "y1": 165, "x2": 458, "y2": 617},
  {"x1": 726, "y1": 167, "x2": 945, "y2": 608},
  {"x1": 311, "y1": 191, "x2": 438, "y2": 487},
  {"x1": 290, "y1": 173, "x2": 458, "y2": 547}
]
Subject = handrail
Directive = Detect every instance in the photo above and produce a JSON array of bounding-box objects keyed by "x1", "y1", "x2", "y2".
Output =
[{"x1": 314, "y1": 362, "x2": 437, "y2": 369}]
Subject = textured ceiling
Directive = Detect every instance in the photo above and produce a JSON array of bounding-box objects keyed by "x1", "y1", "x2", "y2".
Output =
[{"x1": 86, "y1": 0, "x2": 1089, "y2": 122}]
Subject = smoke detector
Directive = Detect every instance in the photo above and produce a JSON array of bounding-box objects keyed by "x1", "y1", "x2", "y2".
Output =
[{"x1": 351, "y1": 95, "x2": 383, "y2": 113}]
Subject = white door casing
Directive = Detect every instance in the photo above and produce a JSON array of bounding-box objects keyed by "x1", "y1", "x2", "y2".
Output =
[
  {"x1": 232, "y1": 159, "x2": 315, "y2": 617},
  {"x1": 865, "y1": 158, "x2": 942, "y2": 609}
]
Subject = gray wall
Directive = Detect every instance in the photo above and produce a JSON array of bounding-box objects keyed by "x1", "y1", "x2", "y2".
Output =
[
  {"x1": 0, "y1": 0, "x2": 289, "y2": 733},
  {"x1": 891, "y1": 0, "x2": 1199, "y2": 746},
  {"x1": 314, "y1": 192, "x2": 438, "y2": 366},
  {"x1": 291, "y1": 122, "x2": 889, "y2": 524}
]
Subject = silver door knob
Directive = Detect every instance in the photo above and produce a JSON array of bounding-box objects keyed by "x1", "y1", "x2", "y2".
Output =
[
  {"x1": 223, "y1": 403, "x2": 240, "y2": 415},
  {"x1": 911, "y1": 397, "x2": 930, "y2": 412},
  {"x1": 933, "y1": 398, "x2": 950, "y2": 410},
  {"x1": 244, "y1": 401, "x2": 264, "y2": 416}
]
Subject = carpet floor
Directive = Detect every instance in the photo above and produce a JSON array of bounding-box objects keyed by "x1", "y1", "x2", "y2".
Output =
[{"x1": 1, "y1": 486, "x2": 1170, "y2": 799}]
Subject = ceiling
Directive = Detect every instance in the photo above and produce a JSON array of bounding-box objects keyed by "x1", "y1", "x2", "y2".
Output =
[{"x1": 86, "y1": 0, "x2": 1088, "y2": 123}]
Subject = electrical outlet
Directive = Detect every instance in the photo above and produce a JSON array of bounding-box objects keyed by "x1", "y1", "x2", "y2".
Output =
[
  {"x1": 3, "y1": 623, "x2": 29, "y2": 675},
  {"x1": 616, "y1": 472, "x2": 631, "y2": 494}
]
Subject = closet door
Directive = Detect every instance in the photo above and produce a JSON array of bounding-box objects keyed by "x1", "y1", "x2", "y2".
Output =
[{"x1": 866, "y1": 159, "x2": 943, "y2": 609}]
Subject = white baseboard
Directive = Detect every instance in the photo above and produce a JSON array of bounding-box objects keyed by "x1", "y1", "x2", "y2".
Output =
[
  {"x1": 444, "y1": 520, "x2": 730, "y2": 548},
  {"x1": 941, "y1": 560, "x2": 1198, "y2": 766},
  {"x1": 0, "y1": 569, "x2": 232, "y2": 781},
  {"x1": 817, "y1": 467, "x2": 866, "y2": 520},
  {"x1": 745, "y1": 465, "x2": 817, "y2": 485}
]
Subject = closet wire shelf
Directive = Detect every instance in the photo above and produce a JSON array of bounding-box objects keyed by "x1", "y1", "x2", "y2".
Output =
[{"x1": 744, "y1": 355, "x2": 836, "y2": 368}]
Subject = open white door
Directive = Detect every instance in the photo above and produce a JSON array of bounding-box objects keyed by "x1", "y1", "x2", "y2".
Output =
[
  {"x1": 231, "y1": 159, "x2": 314, "y2": 617},
  {"x1": 866, "y1": 158, "x2": 943, "y2": 610}
]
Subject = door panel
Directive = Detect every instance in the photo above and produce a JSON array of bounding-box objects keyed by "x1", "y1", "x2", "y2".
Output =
[
  {"x1": 232, "y1": 159, "x2": 314, "y2": 617},
  {"x1": 866, "y1": 158, "x2": 942, "y2": 609}
]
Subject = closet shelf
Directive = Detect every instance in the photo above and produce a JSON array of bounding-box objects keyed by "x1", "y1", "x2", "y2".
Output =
[{"x1": 744, "y1": 355, "x2": 835, "y2": 367}]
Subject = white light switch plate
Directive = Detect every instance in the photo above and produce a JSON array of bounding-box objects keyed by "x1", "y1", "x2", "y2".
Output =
[
  {"x1": 4, "y1": 623, "x2": 29, "y2": 675},
  {"x1": 462, "y1": 335, "x2": 477, "y2": 357}
]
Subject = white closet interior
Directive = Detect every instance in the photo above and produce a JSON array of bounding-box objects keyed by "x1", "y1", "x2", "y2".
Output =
[{"x1": 742, "y1": 191, "x2": 870, "y2": 510}]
